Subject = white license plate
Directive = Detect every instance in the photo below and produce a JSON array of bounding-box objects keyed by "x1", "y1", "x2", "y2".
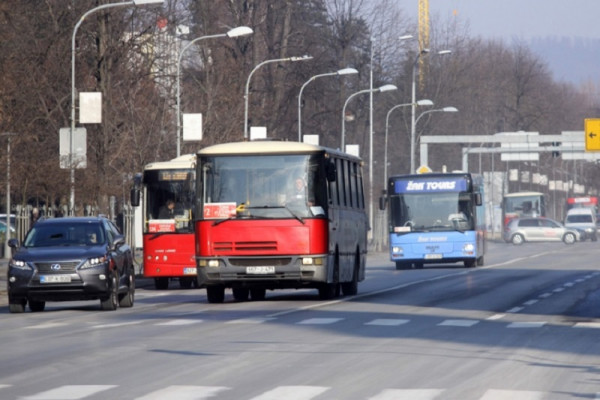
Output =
[
  {"x1": 40, "y1": 275, "x2": 72, "y2": 283},
  {"x1": 246, "y1": 266, "x2": 275, "y2": 274},
  {"x1": 183, "y1": 267, "x2": 197, "y2": 275},
  {"x1": 424, "y1": 253, "x2": 443, "y2": 260}
]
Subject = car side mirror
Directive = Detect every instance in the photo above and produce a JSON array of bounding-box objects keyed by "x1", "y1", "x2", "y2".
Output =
[{"x1": 8, "y1": 238, "x2": 19, "y2": 248}]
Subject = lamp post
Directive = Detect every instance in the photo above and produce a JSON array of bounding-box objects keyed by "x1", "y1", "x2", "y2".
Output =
[
  {"x1": 414, "y1": 106, "x2": 458, "y2": 167},
  {"x1": 176, "y1": 26, "x2": 253, "y2": 156},
  {"x1": 384, "y1": 99, "x2": 433, "y2": 186},
  {"x1": 297, "y1": 67, "x2": 358, "y2": 142},
  {"x1": 341, "y1": 84, "x2": 397, "y2": 150},
  {"x1": 70, "y1": 0, "x2": 164, "y2": 215},
  {"x1": 1, "y1": 132, "x2": 15, "y2": 259},
  {"x1": 410, "y1": 48, "x2": 451, "y2": 173},
  {"x1": 244, "y1": 55, "x2": 313, "y2": 139}
]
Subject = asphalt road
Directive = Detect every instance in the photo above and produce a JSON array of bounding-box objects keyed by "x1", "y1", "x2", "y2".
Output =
[{"x1": 1, "y1": 240, "x2": 599, "y2": 399}]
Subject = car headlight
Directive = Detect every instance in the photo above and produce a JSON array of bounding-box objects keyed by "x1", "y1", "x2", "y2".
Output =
[
  {"x1": 9, "y1": 259, "x2": 32, "y2": 271},
  {"x1": 80, "y1": 255, "x2": 108, "y2": 269}
]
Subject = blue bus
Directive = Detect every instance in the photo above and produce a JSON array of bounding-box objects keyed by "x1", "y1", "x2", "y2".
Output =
[{"x1": 381, "y1": 172, "x2": 485, "y2": 270}]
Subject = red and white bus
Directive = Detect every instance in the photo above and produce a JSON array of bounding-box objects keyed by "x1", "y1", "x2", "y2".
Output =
[
  {"x1": 194, "y1": 140, "x2": 368, "y2": 303},
  {"x1": 133, "y1": 155, "x2": 197, "y2": 289}
]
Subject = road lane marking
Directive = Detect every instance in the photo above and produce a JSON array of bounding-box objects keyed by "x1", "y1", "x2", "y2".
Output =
[
  {"x1": 134, "y1": 385, "x2": 229, "y2": 400},
  {"x1": 480, "y1": 389, "x2": 544, "y2": 399},
  {"x1": 367, "y1": 388, "x2": 444, "y2": 400},
  {"x1": 155, "y1": 319, "x2": 202, "y2": 326},
  {"x1": 248, "y1": 385, "x2": 329, "y2": 400},
  {"x1": 297, "y1": 318, "x2": 343, "y2": 325},
  {"x1": 365, "y1": 319, "x2": 410, "y2": 326},
  {"x1": 226, "y1": 317, "x2": 276, "y2": 324},
  {"x1": 507, "y1": 322, "x2": 546, "y2": 328},
  {"x1": 23, "y1": 385, "x2": 117, "y2": 399},
  {"x1": 438, "y1": 319, "x2": 479, "y2": 327}
]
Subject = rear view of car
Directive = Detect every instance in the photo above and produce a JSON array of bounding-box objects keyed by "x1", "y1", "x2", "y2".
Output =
[
  {"x1": 7, "y1": 217, "x2": 136, "y2": 313},
  {"x1": 504, "y1": 217, "x2": 579, "y2": 245}
]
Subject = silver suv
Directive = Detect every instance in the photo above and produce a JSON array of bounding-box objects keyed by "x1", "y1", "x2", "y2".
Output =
[{"x1": 504, "y1": 217, "x2": 580, "y2": 245}]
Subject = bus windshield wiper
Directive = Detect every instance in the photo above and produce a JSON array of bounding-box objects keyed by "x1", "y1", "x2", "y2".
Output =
[{"x1": 245, "y1": 205, "x2": 305, "y2": 225}]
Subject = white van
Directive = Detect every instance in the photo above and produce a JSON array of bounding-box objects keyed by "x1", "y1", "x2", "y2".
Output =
[{"x1": 564, "y1": 208, "x2": 597, "y2": 241}]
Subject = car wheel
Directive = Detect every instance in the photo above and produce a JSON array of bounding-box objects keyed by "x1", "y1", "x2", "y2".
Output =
[
  {"x1": 118, "y1": 270, "x2": 135, "y2": 308},
  {"x1": 563, "y1": 232, "x2": 576, "y2": 244},
  {"x1": 29, "y1": 300, "x2": 45, "y2": 312},
  {"x1": 9, "y1": 299, "x2": 26, "y2": 314},
  {"x1": 101, "y1": 274, "x2": 119, "y2": 311},
  {"x1": 511, "y1": 234, "x2": 524, "y2": 245},
  {"x1": 206, "y1": 285, "x2": 225, "y2": 303}
]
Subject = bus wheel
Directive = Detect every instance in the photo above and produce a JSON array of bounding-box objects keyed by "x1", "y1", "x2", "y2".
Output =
[
  {"x1": 395, "y1": 261, "x2": 410, "y2": 270},
  {"x1": 232, "y1": 287, "x2": 249, "y2": 302},
  {"x1": 413, "y1": 262, "x2": 424, "y2": 269},
  {"x1": 154, "y1": 278, "x2": 169, "y2": 290},
  {"x1": 464, "y1": 259, "x2": 476, "y2": 268},
  {"x1": 341, "y1": 253, "x2": 360, "y2": 296},
  {"x1": 250, "y1": 288, "x2": 266, "y2": 301},
  {"x1": 206, "y1": 285, "x2": 225, "y2": 303}
]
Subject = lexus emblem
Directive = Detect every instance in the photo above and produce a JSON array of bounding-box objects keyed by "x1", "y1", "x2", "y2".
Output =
[{"x1": 51, "y1": 264, "x2": 61, "y2": 271}]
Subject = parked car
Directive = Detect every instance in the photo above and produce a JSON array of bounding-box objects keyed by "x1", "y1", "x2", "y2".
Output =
[
  {"x1": 564, "y1": 208, "x2": 597, "y2": 241},
  {"x1": 7, "y1": 216, "x2": 135, "y2": 313},
  {"x1": 504, "y1": 217, "x2": 580, "y2": 245}
]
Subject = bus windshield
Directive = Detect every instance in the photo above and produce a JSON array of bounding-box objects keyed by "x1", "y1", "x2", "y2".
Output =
[
  {"x1": 200, "y1": 154, "x2": 327, "y2": 219},
  {"x1": 143, "y1": 168, "x2": 195, "y2": 232},
  {"x1": 390, "y1": 191, "x2": 475, "y2": 232}
]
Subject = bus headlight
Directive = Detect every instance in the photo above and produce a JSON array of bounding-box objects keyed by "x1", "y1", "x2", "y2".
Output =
[
  {"x1": 392, "y1": 246, "x2": 404, "y2": 257},
  {"x1": 463, "y1": 243, "x2": 475, "y2": 254}
]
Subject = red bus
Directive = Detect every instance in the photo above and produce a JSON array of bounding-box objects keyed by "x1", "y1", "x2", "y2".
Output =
[
  {"x1": 195, "y1": 141, "x2": 368, "y2": 303},
  {"x1": 501, "y1": 191, "x2": 546, "y2": 228},
  {"x1": 132, "y1": 155, "x2": 197, "y2": 289}
]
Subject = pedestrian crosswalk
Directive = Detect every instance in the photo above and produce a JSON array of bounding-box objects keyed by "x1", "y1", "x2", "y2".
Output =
[
  {"x1": 1, "y1": 383, "x2": 594, "y2": 399},
  {"x1": 20, "y1": 314, "x2": 600, "y2": 331}
]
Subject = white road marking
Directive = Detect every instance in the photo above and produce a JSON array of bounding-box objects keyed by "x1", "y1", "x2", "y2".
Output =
[
  {"x1": 297, "y1": 318, "x2": 343, "y2": 325},
  {"x1": 365, "y1": 319, "x2": 410, "y2": 326},
  {"x1": 367, "y1": 388, "x2": 444, "y2": 400},
  {"x1": 134, "y1": 385, "x2": 229, "y2": 400},
  {"x1": 23, "y1": 385, "x2": 117, "y2": 400},
  {"x1": 438, "y1": 319, "x2": 479, "y2": 327},
  {"x1": 479, "y1": 389, "x2": 544, "y2": 400},
  {"x1": 248, "y1": 386, "x2": 329, "y2": 400}
]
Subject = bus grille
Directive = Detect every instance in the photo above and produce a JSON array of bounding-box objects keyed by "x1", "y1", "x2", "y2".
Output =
[
  {"x1": 229, "y1": 258, "x2": 292, "y2": 267},
  {"x1": 214, "y1": 241, "x2": 277, "y2": 252}
]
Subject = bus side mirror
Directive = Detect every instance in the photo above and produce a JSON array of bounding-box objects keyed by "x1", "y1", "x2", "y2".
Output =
[
  {"x1": 130, "y1": 188, "x2": 140, "y2": 207},
  {"x1": 326, "y1": 161, "x2": 336, "y2": 182},
  {"x1": 475, "y1": 193, "x2": 482, "y2": 206}
]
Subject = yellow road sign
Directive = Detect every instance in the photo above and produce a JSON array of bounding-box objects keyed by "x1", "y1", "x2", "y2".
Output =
[{"x1": 585, "y1": 118, "x2": 600, "y2": 151}]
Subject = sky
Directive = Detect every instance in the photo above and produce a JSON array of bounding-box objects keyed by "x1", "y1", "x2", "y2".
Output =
[{"x1": 401, "y1": 0, "x2": 600, "y2": 84}]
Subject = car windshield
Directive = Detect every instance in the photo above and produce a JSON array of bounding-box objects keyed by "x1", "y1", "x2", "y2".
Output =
[
  {"x1": 566, "y1": 215, "x2": 593, "y2": 223},
  {"x1": 23, "y1": 223, "x2": 106, "y2": 247}
]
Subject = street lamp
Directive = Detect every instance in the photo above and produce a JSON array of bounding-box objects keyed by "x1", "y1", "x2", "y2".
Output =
[
  {"x1": 244, "y1": 55, "x2": 313, "y2": 139},
  {"x1": 1, "y1": 132, "x2": 15, "y2": 259},
  {"x1": 70, "y1": 0, "x2": 164, "y2": 215},
  {"x1": 176, "y1": 26, "x2": 253, "y2": 156},
  {"x1": 414, "y1": 106, "x2": 458, "y2": 167},
  {"x1": 297, "y1": 67, "x2": 358, "y2": 142},
  {"x1": 384, "y1": 99, "x2": 433, "y2": 186},
  {"x1": 410, "y1": 48, "x2": 451, "y2": 173},
  {"x1": 341, "y1": 84, "x2": 397, "y2": 150}
]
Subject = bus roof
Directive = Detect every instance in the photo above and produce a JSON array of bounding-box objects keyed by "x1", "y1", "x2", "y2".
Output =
[
  {"x1": 504, "y1": 191, "x2": 544, "y2": 198},
  {"x1": 143, "y1": 154, "x2": 196, "y2": 171},
  {"x1": 197, "y1": 140, "x2": 361, "y2": 161}
]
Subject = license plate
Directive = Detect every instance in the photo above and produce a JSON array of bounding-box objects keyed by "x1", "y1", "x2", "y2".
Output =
[
  {"x1": 183, "y1": 267, "x2": 197, "y2": 275},
  {"x1": 246, "y1": 266, "x2": 275, "y2": 274},
  {"x1": 424, "y1": 253, "x2": 443, "y2": 260},
  {"x1": 40, "y1": 275, "x2": 72, "y2": 283}
]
